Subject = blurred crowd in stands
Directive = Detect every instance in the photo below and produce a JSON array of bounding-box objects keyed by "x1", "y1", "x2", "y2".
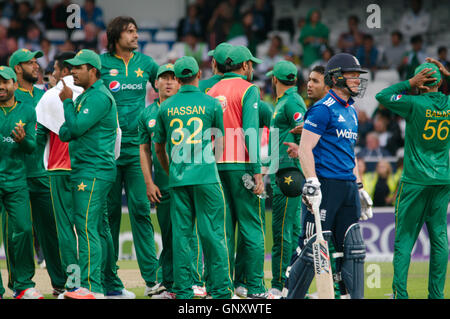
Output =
[{"x1": 1, "y1": 0, "x2": 448, "y2": 207}]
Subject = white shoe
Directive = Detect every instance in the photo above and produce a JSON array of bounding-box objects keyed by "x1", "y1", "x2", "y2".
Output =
[
  {"x1": 106, "y1": 288, "x2": 136, "y2": 299},
  {"x1": 192, "y1": 285, "x2": 207, "y2": 298},
  {"x1": 14, "y1": 288, "x2": 44, "y2": 299},
  {"x1": 247, "y1": 291, "x2": 276, "y2": 299},
  {"x1": 232, "y1": 294, "x2": 242, "y2": 299},
  {"x1": 145, "y1": 282, "x2": 166, "y2": 296},
  {"x1": 305, "y1": 291, "x2": 319, "y2": 299},
  {"x1": 152, "y1": 291, "x2": 176, "y2": 299},
  {"x1": 235, "y1": 286, "x2": 248, "y2": 298},
  {"x1": 268, "y1": 288, "x2": 282, "y2": 299}
]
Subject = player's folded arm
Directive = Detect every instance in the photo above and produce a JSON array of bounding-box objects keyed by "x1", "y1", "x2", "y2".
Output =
[{"x1": 375, "y1": 81, "x2": 415, "y2": 120}]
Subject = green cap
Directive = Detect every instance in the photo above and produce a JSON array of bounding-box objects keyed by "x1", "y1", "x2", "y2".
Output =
[
  {"x1": 65, "y1": 49, "x2": 102, "y2": 70},
  {"x1": 156, "y1": 63, "x2": 175, "y2": 79},
  {"x1": 208, "y1": 42, "x2": 233, "y2": 65},
  {"x1": 174, "y1": 56, "x2": 199, "y2": 78},
  {"x1": 9, "y1": 49, "x2": 44, "y2": 70},
  {"x1": 225, "y1": 45, "x2": 262, "y2": 65},
  {"x1": 0, "y1": 66, "x2": 17, "y2": 82},
  {"x1": 414, "y1": 62, "x2": 442, "y2": 87},
  {"x1": 265, "y1": 60, "x2": 298, "y2": 81}
]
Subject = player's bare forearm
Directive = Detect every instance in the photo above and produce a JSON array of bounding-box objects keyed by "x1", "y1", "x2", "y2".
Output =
[
  {"x1": 139, "y1": 144, "x2": 155, "y2": 187},
  {"x1": 155, "y1": 142, "x2": 170, "y2": 175},
  {"x1": 299, "y1": 130, "x2": 321, "y2": 179},
  {"x1": 354, "y1": 157, "x2": 362, "y2": 183}
]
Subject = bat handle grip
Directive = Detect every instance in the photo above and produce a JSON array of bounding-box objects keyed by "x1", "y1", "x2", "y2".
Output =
[{"x1": 313, "y1": 205, "x2": 324, "y2": 241}]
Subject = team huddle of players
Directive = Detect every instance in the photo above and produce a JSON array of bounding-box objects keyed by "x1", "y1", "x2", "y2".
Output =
[{"x1": 1, "y1": 15, "x2": 449, "y2": 300}]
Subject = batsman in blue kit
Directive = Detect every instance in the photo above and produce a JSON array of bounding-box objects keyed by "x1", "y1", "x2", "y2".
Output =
[{"x1": 286, "y1": 53, "x2": 373, "y2": 299}]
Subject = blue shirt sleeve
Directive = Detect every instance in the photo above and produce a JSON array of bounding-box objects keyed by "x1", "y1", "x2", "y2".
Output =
[{"x1": 303, "y1": 104, "x2": 331, "y2": 136}]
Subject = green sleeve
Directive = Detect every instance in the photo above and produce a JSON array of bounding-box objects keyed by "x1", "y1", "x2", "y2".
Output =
[
  {"x1": 146, "y1": 57, "x2": 159, "y2": 90},
  {"x1": 59, "y1": 122, "x2": 72, "y2": 142},
  {"x1": 375, "y1": 80, "x2": 414, "y2": 120},
  {"x1": 152, "y1": 108, "x2": 166, "y2": 144},
  {"x1": 242, "y1": 85, "x2": 261, "y2": 174},
  {"x1": 18, "y1": 107, "x2": 37, "y2": 154},
  {"x1": 138, "y1": 110, "x2": 150, "y2": 145},
  {"x1": 259, "y1": 100, "x2": 274, "y2": 128},
  {"x1": 212, "y1": 99, "x2": 224, "y2": 135},
  {"x1": 63, "y1": 94, "x2": 111, "y2": 139}
]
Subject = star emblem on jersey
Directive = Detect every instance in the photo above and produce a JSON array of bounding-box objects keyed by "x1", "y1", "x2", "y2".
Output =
[
  {"x1": 15, "y1": 120, "x2": 26, "y2": 127},
  {"x1": 284, "y1": 176, "x2": 293, "y2": 185},
  {"x1": 77, "y1": 182, "x2": 87, "y2": 192},
  {"x1": 135, "y1": 68, "x2": 144, "y2": 78}
]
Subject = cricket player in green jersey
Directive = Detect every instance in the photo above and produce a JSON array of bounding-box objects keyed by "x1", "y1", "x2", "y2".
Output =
[
  {"x1": 58, "y1": 50, "x2": 133, "y2": 299},
  {"x1": 0, "y1": 66, "x2": 44, "y2": 299},
  {"x1": 266, "y1": 61, "x2": 307, "y2": 297},
  {"x1": 139, "y1": 63, "x2": 207, "y2": 298},
  {"x1": 8, "y1": 49, "x2": 67, "y2": 295},
  {"x1": 207, "y1": 45, "x2": 268, "y2": 299},
  {"x1": 375, "y1": 62, "x2": 450, "y2": 299},
  {"x1": 198, "y1": 42, "x2": 233, "y2": 94},
  {"x1": 153, "y1": 56, "x2": 233, "y2": 299},
  {"x1": 100, "y1": 16, "x2": 160, "y2": 292}
]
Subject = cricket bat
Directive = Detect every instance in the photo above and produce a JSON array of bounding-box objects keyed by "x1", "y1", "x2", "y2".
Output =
[{"x1": 312, "y1": 205, "x2": 335, "y2": 299}]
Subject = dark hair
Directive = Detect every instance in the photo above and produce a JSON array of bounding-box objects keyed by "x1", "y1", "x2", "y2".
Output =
[
  {"x1": 55, "y1": 51, "x2": 77, "y2": 72},
  {"x1": 391, "y1": 30, "x2": 403, "y2": 41},
  {"x1": 216, "y1": 62, "x2": 227, "y2": 74},
  {"x1": 311, "y1": 65, "x2": 325, "y2": 75},
  {"x1": 438, "y1": 46, "x2": 447, "y2": 55},
  {"x1": 106, "y1": 16, "x2": 138, "y2": 55},
  {"x1": 348, "y1": 15, "x2": 359, "y2": 24},
  {"x1": 224, "y1": 58, "x2": 244, "y2": 72},
  {"x1": 86, "y1": 64, "x2": 101, "y2": 79},
  {"x1": 278, "y1": 78, "x2": 297, "y2": 86},
  {"x1": 410, "y1": 34, "x2": 422, "y2": 44},
  {"x1": 363, "y1": 34, "x2": 374, "y2": 42},
  {"x1": 178, "y1": 74, "x2": 197, "y2": 84}
]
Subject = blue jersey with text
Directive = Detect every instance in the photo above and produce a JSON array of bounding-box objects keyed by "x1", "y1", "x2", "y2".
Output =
[{"x1": 303, "y1": 90, "x2": 358, "y2": 180}]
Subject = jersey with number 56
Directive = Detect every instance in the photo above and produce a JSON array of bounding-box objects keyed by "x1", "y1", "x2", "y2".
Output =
[
  {"x1": 375, "y1": 80, "x2": 450, "y2": 185},
  {"x1": 153, "y1": 85, "x2": 224, "y2": 188}
]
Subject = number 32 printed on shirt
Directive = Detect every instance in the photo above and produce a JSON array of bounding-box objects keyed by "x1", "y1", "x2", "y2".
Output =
[{"x1": 170, "y1": 117, "x2": 203, "y2": 145}]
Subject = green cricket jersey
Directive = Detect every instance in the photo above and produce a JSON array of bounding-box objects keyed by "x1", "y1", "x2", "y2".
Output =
[
  {"x1": 138, "y1": 99, "x2": 169, "y2": 191},
  {"x1": 15, "y1": 86, "x2": 46, "y2": 178},
  {"x1": 375, "y1": 80, "x2": 450, "y2": 185},
  {"x1": 59, "y1": 80, "x2": 119, "y2": 182},
  {"x1": 259, "y1": 100, "x2": 274, "y2": 128},
  {"x1": 0, "y1": 99, "x2": 36, "y2": 188},
  {"x1": 153, "y1": 85, "x2": 224, "y2": 188},
  {"x1": 269, "y1": 87, "x2": 307, "y2": 173},
  {"x1": 198, "y1": 74, "x2": 223, "y2": 94},
  {"x1": 100, "y1": 51, "x2": 158, "y2": 164}
]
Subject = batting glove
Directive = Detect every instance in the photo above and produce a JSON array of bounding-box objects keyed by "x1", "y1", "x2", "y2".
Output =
[
  {"x1": 302, "y1": 177, "x2": 322, "y2": 213},
  {"x1": 358, "y1": 183, "x2": 373, "y2": 221}
]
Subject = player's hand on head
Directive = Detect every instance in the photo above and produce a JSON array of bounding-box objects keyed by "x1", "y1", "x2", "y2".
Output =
[
  {"x1": 409, "y1": 68, "x2": 436, "y2": 88},
  {"x1": 358, "y1": 187, "x2": 373, "y2": 221},
  {"x1": 426, "y1": 57, "x2": 450, "y2": 77},
  {"x1": 302, "y1": 177, "x2": 322, "y2": 213}
]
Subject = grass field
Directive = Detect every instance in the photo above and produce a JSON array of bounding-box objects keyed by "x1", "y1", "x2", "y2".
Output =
[{"x1": 1, "y1": 210, "x2": 449, "y2": 299}]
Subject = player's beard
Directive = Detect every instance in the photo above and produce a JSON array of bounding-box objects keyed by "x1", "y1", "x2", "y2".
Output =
[
  {"x1": 272, "y1": 79, "x2": 277, "y2": 97},
  {"x1": 22, "y1": 68, "x2": 38, "y2": 84},
  {"x1": 0, "y1": 88, "x2": 15, "y2": 103}
]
